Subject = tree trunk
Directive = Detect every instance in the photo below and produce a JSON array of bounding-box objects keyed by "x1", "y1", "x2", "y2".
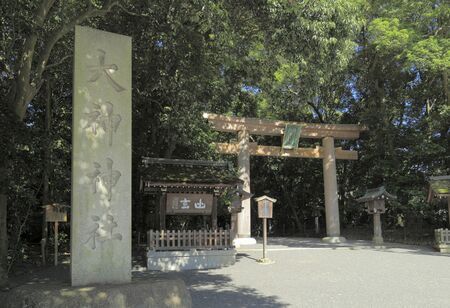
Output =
[
  {"x1": 41, "y1": 80, "x2": 52, "y2": 265},
  {"x1": 164, "y1": 133, "x2": 177, "y2": 158},
  {"x1": 0, "y1": 158, "x2": 8, "y2": 286},
  {"x1": 1, "y1": 0, "x2": 121, "y2": 286},
  {"x1": 443, "y1": 69, "x2": 449, "y2": 104},
  {"x1": 286, "y1": 195, "x2": 302, "y2": 232},
  {"x1": 11, "y1": 0, "x2": 120, "y2": 120}
]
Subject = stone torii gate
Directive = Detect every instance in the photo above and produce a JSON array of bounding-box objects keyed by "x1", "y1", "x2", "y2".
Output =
[{"x1": 203, "y1": 113, "x2": 367, "y2": 244}]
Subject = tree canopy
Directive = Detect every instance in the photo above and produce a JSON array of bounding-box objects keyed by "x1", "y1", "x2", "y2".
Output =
[{"x1": 0, "y1": 0, "x2": 449, "y2": 280}]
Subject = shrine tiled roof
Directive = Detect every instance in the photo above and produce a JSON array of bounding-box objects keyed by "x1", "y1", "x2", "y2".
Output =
[
  {"x1": 429, "y1": 175, "x2": 450, "y2": 196},
  {"x1": 356, "y1": 186, "x2": 397, "y2": 203},
  {"x1": 140, "y1": 157, "x2": 242, "y2": 186}
]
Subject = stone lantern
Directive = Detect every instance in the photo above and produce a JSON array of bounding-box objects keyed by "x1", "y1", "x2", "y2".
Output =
[
  {"x1": 228, "y1": 185, "x2": 253, "y2": 240},
  {"x1": 427, "y1": 175, "x2": 450, "y2": 224},
  {"x1": 427, "y1": 176, "x2": 450, "y2": 253},
  {"x1": 357, "y1": 186, "x2": 396, "y2": 245}
]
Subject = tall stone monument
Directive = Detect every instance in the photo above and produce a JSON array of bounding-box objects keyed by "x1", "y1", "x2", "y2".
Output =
[{"x1": 72, "y1": 26, "x2": 131, "y2": 286}]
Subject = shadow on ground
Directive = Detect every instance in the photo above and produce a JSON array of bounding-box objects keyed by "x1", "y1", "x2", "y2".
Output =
[
  {"x1": 251, "y1": 237, "x2": 450, "y2": 258},
  {"x1": 2, "y1": 265, "x2": 191, "y2": 308},
  {"x1": 179, "y1": 270, "x2": 286, "y2": 307},
  {"x1": 136, "y1": 255, "x2": 287, "y2": 308}
]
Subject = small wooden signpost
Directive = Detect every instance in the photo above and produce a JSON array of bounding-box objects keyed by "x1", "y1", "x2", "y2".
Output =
[
  {"x1": 43, "y1": 203, "x2": 68, "y2": 266},
  {"x1": 254, "y1": 195, "x2": 276, "y2": 263}
]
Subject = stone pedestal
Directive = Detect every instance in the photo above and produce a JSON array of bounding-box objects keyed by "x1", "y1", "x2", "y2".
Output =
[
  {"x1": 233, "y1": 237, "x2": 257, "y2": 247},
  {"x1": 322, "y1": 237, "x2": 346, "y2": 244},
  {"x1": 2, "y1": 275, "x2": 191, "y2": 308},
  {"x1": 373, "y1": 212, "x2": 383, "y2": 245},
  {"x1": 147, "y1": 249, "x2": 236, "y2": 271},
  {"x1": 322, "y1": 137, "x2": 345, "y2": 242},
  {"x1": 71, "y1": 26, "x2": 132, "y2": 286},
  {"x1": 435, "y1": 244, "x2": 450, "y2": 253}
]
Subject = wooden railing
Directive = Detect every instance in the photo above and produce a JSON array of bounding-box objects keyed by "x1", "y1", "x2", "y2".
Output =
[
  {"x1": 435, "y1": 229, "x2": 450, "y2": 244},
  {"x1": 148, "y1": 229, "x2": 233, "y2": 251}
]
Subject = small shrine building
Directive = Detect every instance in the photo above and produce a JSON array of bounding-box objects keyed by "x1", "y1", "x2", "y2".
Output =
[{"x1": 139, "y1": 158, "x2": 243, "y2": 270}]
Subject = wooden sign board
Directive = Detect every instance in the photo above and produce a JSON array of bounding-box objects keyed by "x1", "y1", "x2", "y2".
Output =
[
  {"x1": 166, "y1": 193, "x2": 213, "y2": 215},
  {"x1": 257, "y1": 200, "x2": 273, "y2": 218},
  {"x1": 366, "y1": 199, "x2": 386, "y2": 214},
  {"x1": 45, "y1": 204, "x2": 68, "y2": 222}
]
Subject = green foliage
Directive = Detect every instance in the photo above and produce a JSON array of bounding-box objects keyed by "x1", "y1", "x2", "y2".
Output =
[
  {"x1": 1, "y1": 0, "x2": 449, "y2": 271},
  {"x1": 407, "y1": 37, "x2": 450, "y2": 72},
  {"x1": 368, "y1": 18, "x2": 415, "y2": 55}
]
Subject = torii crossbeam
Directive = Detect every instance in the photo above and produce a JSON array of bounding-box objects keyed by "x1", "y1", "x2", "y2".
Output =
[{"x1": 204, "y1": 113, "x2": 368, "y2": 244}]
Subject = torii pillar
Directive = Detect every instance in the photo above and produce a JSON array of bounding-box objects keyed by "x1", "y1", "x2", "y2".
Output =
[
  {"x1": 321, "y1": 137, "x2": 345, "y2": 243},
  {"x1": 236, "y1": 129, "x2": 254, "y2": 243}
]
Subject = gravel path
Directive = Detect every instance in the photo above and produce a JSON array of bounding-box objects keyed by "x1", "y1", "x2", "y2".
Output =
[{"x1": 173, "y1": 238, "x2": 450, "y2": 308}]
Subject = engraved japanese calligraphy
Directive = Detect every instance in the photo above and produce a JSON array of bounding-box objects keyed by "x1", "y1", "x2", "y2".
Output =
[
  {"x1": 87, "y1": 49, "x2": 126, "y2": 92},
  {"x1": 84, "y1": 101, "x2": 122, "y2": 146},
  {"x1": 86, "y1": 158, "x2": 121, "y2": 201},
  {"x1": 84, "y1": 214, "x2": 123, "y2": 250},
  {"x1": 73, "y1": 26, "x2": 131, "y2": 286}
]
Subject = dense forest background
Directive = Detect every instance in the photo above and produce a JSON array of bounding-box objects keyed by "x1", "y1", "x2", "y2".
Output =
[{"x1": 0, "y1": 0, "x2": 449, "y2": 278}]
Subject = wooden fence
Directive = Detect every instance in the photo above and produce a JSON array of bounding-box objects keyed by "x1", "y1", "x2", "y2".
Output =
[
  {"x1": 435, "y1": 229, "x2": 450, "y2": 244},
  {"x1": 148, "y1": 229, "x2": 234, "y2": 251}
]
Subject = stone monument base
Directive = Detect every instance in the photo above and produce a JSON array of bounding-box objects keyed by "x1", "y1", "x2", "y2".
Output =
[
  {"x1": 321, "y1": 236, "x2": 346, "y2": 244},
  {"x1": 147, "y1": 249, "x2": 236, "y2": 271},
  {"x1": 232, "y1": 237, "x2": 257, "y2": 247},
  {"x1": 2, "y1": 276, "x2": 191, "y2": 308},
  {"x1": 434, "y1": 243, "x2": 450, "y2": 253},
  {"x1": 373, "y1": 236, "x2": 384, "y2": 245},
  {"x1": 257, "y1": 258, "x2": 275, "y2": 265}
]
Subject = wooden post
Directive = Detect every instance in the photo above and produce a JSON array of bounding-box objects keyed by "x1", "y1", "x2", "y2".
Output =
[
  {"x1": 150, "y1": 230, "x2": 154, "y2": 249},
  {"x1": 263, "y1": 218, "x2": 267, "y2": 260},
  {"x1": 203, "y1": 216, "x2": 207, "y2": 229},
  {"x1": 54, "y1": 221, "x2": 58, "y2": 266},
  {"x1": 448, "y1": 197, "x2": 450, "y2": 227},
  {"x1": 322, "y1": 136, "x2": 344, "y2": 242},
  {"x1": 41, "y1": 212, "x2": 47, "y2": 266},
  {"x1": 159, "y1": 191, "x2": 167, "y2": 230},
  {"x1": 212, "y1": 191, "x2": 218, "y2": 230},
  {"x1": 0, "y1": 194, "x2": 7, "y2": 281},
  {"x1": 315, "y1": 216, "x2": 320, "y2": 234}
]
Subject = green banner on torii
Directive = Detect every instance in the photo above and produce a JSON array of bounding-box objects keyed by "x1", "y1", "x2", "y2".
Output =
[{"x1": 282, "y1": 124, "x2": 303, "y2": 149}]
